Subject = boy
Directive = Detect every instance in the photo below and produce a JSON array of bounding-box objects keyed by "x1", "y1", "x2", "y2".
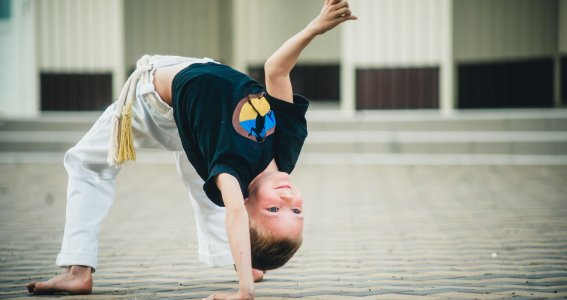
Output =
[{"x1": 27, "y1": 1, "x2": 356, "y2": 298}]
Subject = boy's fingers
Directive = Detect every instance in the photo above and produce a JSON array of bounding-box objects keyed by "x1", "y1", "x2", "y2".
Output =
[
  {"x1": 334, "y1": 7, "x2": 352, "y2": 18},
  {"x1": 331, "y1": 0, "x2": 349, "y2": 10},
  {"x1": 343, "y1": 14, "x2": 358, "y2": 21},
  {"x1": 334, "y1": 14, "x2": 357, "y2": 26}
]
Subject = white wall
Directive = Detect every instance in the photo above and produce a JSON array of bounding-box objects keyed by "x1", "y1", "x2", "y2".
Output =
[
  {"x1": 36, "y1": 0, "x2": 123, "y2": 71},
  {"x1": 124, "y1": 0, "x2": 222, "y2": 67},
  {"x1": 454, "y1": 0, "x2": 558, "y2": 62},
  {"x1": 233, "y1": 0, "x2": 340, "y2": 69},
  {"x1": 340, "y1": 0, "x2": 452, "y2": 112},
  {"x1": 0, "y1": 0, "x2": 38, "y2": 118},
  {"x1": 36, "y1": 0, "x2": 124, "y2": 98},
  {"x1": 347, "y1": 0, "x2": 449, "y2": 67}
]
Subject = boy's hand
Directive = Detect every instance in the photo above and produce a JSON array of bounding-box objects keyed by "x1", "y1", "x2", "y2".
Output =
[{"x1": 307, "y1": 0, "x2": 357, "y2": 36}]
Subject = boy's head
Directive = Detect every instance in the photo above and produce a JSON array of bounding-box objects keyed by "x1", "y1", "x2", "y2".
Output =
[{"x1": 245, "y1": 171, "x2": 304, "y2": 270}]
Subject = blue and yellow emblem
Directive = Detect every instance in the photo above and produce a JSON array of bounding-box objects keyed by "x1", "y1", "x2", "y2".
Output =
[{"x1": 232, "y1": 94, "x2": 276, "y2": 143}]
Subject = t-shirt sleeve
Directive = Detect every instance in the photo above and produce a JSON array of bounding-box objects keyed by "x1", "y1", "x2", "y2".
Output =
[
  {"x1": 266, "y1": 93, "x2": 309, "y2": 173},
  {"x1": 203, "y1": 163, "x2": 249, "y2": 207}
]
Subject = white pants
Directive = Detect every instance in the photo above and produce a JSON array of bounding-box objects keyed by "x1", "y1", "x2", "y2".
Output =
[{"x1": 56, "y1": 56, "x2": 232, "y2": 271}]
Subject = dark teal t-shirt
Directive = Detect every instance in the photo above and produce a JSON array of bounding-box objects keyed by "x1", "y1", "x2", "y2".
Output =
[{"x1": 172, "y1": 62, "x2": 309, "y2": 206}]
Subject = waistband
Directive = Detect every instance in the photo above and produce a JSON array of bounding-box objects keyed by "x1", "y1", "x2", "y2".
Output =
[
  {"x1": 137, "y1": 56, "x2": 216, "y2": 120},
  {"x1": 107, "y1": 55, "x2": 216, "y2": 166}
]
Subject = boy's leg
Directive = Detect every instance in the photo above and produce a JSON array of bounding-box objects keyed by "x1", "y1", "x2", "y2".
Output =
[
  {"x1": 56, "y1": 103, "x2": 123, "y2": 270},
  {"x1": 27, "y1": 102, "x2": 121, "y2": 294},
  {"x1": 173, "y1": 151, "x2": 233, "y2": 267},
  {"x1": 28, "y1": 83, "x2": 184, "y2": 294}
]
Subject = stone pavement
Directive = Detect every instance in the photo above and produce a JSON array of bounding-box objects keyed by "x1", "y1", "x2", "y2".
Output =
[{"x1": 1, "y1": 162, "x2": 567, "y2": 299}]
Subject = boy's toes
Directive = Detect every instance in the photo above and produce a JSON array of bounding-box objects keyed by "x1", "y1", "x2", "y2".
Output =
[
  {"x1": 28, "y1": 281, "x2": 53, "y2": 294},
  {"x1": 26, "y1": 281, "x2": 48, "y2": 294},
  {"x1": 26, "y1": 282, "x2": 36, "y2": 294}
]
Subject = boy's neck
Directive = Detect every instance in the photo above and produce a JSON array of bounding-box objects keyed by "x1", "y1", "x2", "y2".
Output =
[{"x1": 248, "y1": 160, "x2": 279, "y2": 191}]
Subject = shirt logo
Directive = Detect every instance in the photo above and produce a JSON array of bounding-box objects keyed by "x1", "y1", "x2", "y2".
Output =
[{"x1": 232, "y1": 93, "x2": 276, "y2": 143}]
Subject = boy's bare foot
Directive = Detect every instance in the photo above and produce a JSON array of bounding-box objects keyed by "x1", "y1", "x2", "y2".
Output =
[{"x1": 27, "y1": 265, "x2": 93, "y2": 295}]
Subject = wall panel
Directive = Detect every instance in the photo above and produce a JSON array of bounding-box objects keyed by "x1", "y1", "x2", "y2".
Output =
[
  {"x1": 356, "y1": 67, "x2": 439, "y2": 109},
  {"x1": 349, "y1": 0, "x2": 447, "y2": 67},
  {"x1": 41, "y1": 73, "x2": 112, "y2": 111},
  {"x1": 454, "y1": 0, "x2": 557, "y2": 62},
  {"x1": 248, "y1": 65, "x2": 340, "y2": 101},
  {"x1": 35, "y1": 0, "x2": 123, "y2": 109},
  {"x1": 236, "y1": 0, "x2": 340, "y2": 65},
  {"x1": 124, "y1": 0, "x2": 221, "y2": 68},
  {"x1": 36, "y1": 0, "x2": 122, "y2": 71},
  {"x1": 458, "y1": 59, "x2": 554, "y2": 108}
]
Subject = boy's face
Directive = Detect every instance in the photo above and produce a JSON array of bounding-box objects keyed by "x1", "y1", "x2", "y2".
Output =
[{"x1": 245, "y1": 171, "x2": 304, "y2": 239}]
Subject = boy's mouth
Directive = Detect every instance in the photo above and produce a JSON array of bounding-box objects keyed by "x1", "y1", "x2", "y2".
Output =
[{"x1": 276, "y1": 185, "x2": 292, "y2": 190}]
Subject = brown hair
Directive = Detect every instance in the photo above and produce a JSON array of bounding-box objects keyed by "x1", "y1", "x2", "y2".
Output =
[{"x1": 249, "y1": 225, "x2": 302, "y2": 271}]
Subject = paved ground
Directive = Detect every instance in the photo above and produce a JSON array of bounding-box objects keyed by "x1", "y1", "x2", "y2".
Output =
[{"x1": 1, "y1": 162, "x2": 567, "y2": 299}]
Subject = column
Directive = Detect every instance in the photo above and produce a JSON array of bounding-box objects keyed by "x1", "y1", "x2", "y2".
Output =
[
  {"x1": 340, "y1": 15, "x2": 355, "y2": 114},
  {"x1": 0, "y1": 0, "x2": 38, "y2": 117},
  {"x1": 440, "y1": 0, "x2": 454, "y2": 115}
]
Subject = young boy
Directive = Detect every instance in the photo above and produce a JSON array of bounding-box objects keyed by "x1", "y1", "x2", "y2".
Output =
[{"x1": 27, "y1": 1, "x2": 356, "y2": 298}]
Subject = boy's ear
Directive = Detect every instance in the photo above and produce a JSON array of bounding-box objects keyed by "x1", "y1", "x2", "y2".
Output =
[{"x1": 244, "y1": 197, "x2": 249, "y2": 204}]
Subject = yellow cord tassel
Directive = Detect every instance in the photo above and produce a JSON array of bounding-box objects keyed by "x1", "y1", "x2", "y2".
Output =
[{"x1": 116, "y1": 112, "x2": 136, "y2": 163}]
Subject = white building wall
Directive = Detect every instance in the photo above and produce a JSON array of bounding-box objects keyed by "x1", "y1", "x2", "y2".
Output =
[
  {"x1": 341, "y1": 0, "x2": 451, "y2": 112},
  {"x1": 0, "y1": 0, "x2": 38, "y2": 118},
  {"x1": 36, "y1": 0, "x2": 124, "y2": 98},
  {"x1": 348, "y1": 0, "x2": 448, "y2": 67},
  {"x1": 454, "y1": 0, "x2": 557, "y2": 62},
  {"x1": 233, "y1": 0, "x2": 340, "y2": 69},
  {"x1": 4, "y1": 0, "x2": 564, "y2": 117},
  {"x1": 36, "y1": 0, "x2": 122, "y2": 71},
  {"x1": 124, "y1": 0, "x2": 222, "y2": 67}
]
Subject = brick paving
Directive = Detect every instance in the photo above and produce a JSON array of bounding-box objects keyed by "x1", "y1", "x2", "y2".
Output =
[{"x1": 1, "y1": 163, "x2": 567, "y2": 299}]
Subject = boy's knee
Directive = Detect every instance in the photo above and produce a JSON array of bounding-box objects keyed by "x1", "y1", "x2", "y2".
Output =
[
  {"x1": 63, "y1": 147, "x2": 80, "y2": 171},
  {"x1": 64, "y1": 147, "x2": 119, "y2": 180}
]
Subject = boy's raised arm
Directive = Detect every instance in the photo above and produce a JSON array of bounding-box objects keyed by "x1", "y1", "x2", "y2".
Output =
[
  {"x1": 264, "y1": 0, "x2": 357, "y2": 103},
  {"x1": 206, "y1": 173, "x2": 254, "y2": 300}
]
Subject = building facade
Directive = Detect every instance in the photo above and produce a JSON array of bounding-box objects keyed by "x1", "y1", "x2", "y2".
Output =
[{"x1": 0, "y1": 0, "x2": 565, "y2": 117}]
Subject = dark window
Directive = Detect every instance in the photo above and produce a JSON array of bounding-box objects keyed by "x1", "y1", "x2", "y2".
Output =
[
  {"x1": 41, "y1": 73, "x2": 113, "y2": 111},
  {"x1": 458, "y1": 58, "x2": 553, "y2": 108},
  {"x1": 355, "y1": 67, "x2": 439, "y2": 109},
  {"x1": 248, "y1": 64, "x2": 340, "y2": 102}
]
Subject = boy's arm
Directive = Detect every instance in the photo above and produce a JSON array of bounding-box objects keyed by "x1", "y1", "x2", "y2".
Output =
[
  {"x1": 264, "y1": 0, "x2": 356, "y2": 103},
  {"x1": 206, "y1": 173, "x2": 254, "y2": 300}
]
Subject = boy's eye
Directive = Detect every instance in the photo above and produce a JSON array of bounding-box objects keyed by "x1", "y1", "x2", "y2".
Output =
[
  {"x1": 292, "y1": 209, "x2": 301, "y2": 214},
  {"x1": 267, "y1": 207, "x2": 279, "y2": 212}
]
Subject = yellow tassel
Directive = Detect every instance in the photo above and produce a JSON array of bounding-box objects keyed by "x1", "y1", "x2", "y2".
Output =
[{"x1": 117, "y1": 112, "x2": 136, "y2": 163}]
